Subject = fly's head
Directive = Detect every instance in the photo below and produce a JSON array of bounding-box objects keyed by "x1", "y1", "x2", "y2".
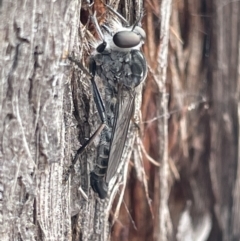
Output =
[
  {"x1": 94, "y1": 15, "x2": 146, "y2": 53},
  {"x1": 91, "y1": 16, "x2": 147, "y2": 88},
  {"x1": 112, "y1": 25, "x2": 146, "y2": 50}
]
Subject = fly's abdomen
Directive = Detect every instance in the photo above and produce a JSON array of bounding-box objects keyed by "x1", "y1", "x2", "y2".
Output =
[
  {"x1": 90, "y1": 128, "x2": 111, "y2": 199},
  {"x1": 90, "y1": 83, "x2": 115, "y2": 199}
]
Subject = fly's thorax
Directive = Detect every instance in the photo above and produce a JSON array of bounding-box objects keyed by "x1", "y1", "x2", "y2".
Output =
[{"x1": 92, "y1": 49, "x2": 147, "y2": 89}]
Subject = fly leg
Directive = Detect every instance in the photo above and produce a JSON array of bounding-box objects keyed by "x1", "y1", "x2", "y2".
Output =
[
  {"x1": 89, "y1": 57, "x2": 109, "y2": 199},
  {"x1": 66, "y1": 56, "x2": 109, "y2": 198},
  {"x1": 102, "y1": 1, "x2": 143, "y2": 30},
  {"x1": 102, "y1": 2, "x2": 129, "y2": 26},
  {"x1": 87, "y1": 2, "x2": 107, "y2": 53},
  {"x1": 64, "y1": 57, "x2": 107, "y2": 183}
]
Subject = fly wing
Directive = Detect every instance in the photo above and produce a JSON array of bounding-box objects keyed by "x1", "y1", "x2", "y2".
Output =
[{"x1": 105, "y1": 87, "x2": 135, "y2": 183}]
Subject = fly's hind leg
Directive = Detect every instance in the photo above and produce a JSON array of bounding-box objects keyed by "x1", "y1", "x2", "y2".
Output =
[
  {"x1": 63, "y1": 57, "x2": 107, "y2": 183},
  {"x1": 89, "y1": 58, "x2": 109, "y2": 199}
]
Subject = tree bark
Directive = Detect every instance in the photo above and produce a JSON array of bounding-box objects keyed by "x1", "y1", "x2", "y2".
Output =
[
  {"x1": 0, "y1": 0, "x2": 81, "y2": 240},
  {"x1": 1, "y1": 0, "x2": 239, "y2": 241}
]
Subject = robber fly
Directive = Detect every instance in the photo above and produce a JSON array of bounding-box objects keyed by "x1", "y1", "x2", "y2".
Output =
[{"x1": 70, "y1": 4, "x2": 147, "y2": 199}]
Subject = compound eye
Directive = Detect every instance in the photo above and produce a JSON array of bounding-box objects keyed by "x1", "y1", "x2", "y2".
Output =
[{"x1": 113, "y1": 31, "x2": 141, "y2": 48}]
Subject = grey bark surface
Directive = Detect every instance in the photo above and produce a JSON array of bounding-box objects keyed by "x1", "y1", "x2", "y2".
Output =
[{"x1": 0, "y1": 0, "x2": 81, "y2": 240}]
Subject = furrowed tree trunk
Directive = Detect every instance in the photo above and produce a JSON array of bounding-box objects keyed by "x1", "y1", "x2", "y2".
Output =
[
  {"x1": 0, "y1": 0, "x2": 239, "y2": 241},
  {"x1": 0, "y1": 0, "x2": 82, "y2": 240}
]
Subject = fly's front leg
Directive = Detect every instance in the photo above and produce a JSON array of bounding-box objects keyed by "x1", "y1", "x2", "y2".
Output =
[
  {"x1": 102, "y1": 2, "x2": 129, "y2": 26},
  {"x1": 87, "y1": 2, "x2": 107, "y2": 53}
]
